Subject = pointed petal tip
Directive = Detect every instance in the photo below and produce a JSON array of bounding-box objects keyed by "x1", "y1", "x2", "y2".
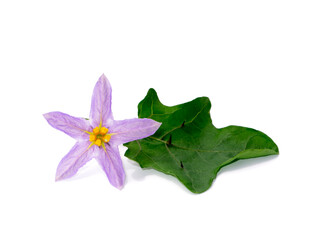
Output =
[
  {"x1": 147, "y1": 118, "x2": 162, "y2": 130},
  {"x1": 55, "y1": 171, "x2": 65, "y2": 181},
  {"x1": 43, "y1": 111, "x2": 57, "y2": 121},
  {"x1": 155, "y1": 120, "x2": 162, "y2": 127},
  {"x1": 114, "y1": 184, "x2": 124, "y2": 190},
  {"x1": 110, "y1": 177, "x2": 125, "y2": 190},
  {"x1": 43, "y1": 112, "x2": 49, "y2": 120},
  {"x1": 99, "y1": 73, "x2": 108, "y2": 82},
  {"x1": 108, "y1": 171, "x2": 125, "y2": 190},
  {"x1": 152, "y1": 121, "x2": 162, "y2": 134},
  {"x1": 151, "y1": 120, "x2": 162, "y2": 133}
]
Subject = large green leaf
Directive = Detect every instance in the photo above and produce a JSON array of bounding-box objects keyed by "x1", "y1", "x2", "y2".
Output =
[{"x1": 124, "y1": 89, "x2": 279, "y2": 193}]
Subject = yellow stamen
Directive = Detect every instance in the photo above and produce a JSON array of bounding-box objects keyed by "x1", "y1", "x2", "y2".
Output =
[
  {"x1": 95, "y1": 139, "x2": 102, "y2": 146},
  {"x1": 100, "y1": 127, "x2": 108, "y2": 135},
  {"x1": 89, "y1": 134, "x2": 96, "y2": 142},
  {"x1": 103, "y1": 134, "x2": 111, "y2": 143},
  {"x1": 88, "y1": 125, "x2": 114, "y2": 147},
  {"x1": 93, "y1": 127, "x2": 100, "y2": 135}
]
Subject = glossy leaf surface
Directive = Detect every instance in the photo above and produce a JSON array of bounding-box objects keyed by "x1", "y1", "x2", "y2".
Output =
[{"x1": 124, "y1": 89, "x2": 279, "y2": 193}]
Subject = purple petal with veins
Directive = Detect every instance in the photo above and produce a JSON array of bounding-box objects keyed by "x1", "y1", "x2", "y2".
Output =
[
  {"x1": 110, "y1": 118, "x2": 161, "y2": 145},
  {"x1": 43, "y1": 111, "x2": 91, "y2": 140},
  {"x1": 95, "y1": 144, "x2": 125, "y2": 189},
  {"x1": 90, "y1": 74, "x2": 113, "y2": 127},
  {"x1": 55, "y1": 141, "x2": 95, "y2": 181}
]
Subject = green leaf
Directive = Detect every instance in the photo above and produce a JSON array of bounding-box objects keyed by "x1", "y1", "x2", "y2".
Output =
[{"x1": 124, "y1": 89, "x2": 279, "y2": 193}]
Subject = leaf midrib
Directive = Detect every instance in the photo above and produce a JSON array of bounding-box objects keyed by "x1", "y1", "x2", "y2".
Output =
[
  {"x1": 158, "y1": 101, "x2": 210, "y2": 139},
  {"x1": 149, "y1": 136, "x2": 239, "y2": 153}
]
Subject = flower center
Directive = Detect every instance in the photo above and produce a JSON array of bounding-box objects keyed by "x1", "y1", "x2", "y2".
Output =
[{"x1": 89, "y1": 126, "x2": 112, "y2": 147}]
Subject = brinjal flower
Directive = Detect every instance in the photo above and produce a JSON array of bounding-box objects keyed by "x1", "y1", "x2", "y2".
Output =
[{"x1": 43, "y1": 74, "x2": 161, "y2": 189}]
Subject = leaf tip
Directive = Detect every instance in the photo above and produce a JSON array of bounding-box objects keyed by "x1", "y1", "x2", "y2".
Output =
[{"x1": 146, "y1": 88, "x2": 158, "y2": 98}]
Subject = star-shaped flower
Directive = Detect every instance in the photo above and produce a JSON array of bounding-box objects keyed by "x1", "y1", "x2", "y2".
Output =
[{"x1": 43, "y1": 74, "x2": 161, "y2": 189}]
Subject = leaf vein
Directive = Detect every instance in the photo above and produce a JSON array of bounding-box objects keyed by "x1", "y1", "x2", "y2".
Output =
[
  {"x1": 165, "y1": 144, "x2": 196, "y2": 192},
  {"x1": 159, "y1": 102, "x2": 209, "y2": 139}
]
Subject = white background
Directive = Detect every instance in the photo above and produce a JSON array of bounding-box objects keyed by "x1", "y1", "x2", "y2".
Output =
[{"x1": 0, "y1": 1, "x2": 319, "y2": 239}]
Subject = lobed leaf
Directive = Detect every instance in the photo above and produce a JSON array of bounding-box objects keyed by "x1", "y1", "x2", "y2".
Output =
[{"x1": 124, "y1": 89, "x2": 279, "y2": 193}]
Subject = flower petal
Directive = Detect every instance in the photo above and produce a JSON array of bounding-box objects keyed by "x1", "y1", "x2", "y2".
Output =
[
  {"x1": 43, "y1": 111, "x2": 91, "y2": 140},
  {"x1": 109, "y1": 118, "x2": 161, "y2": 145},
  {"x1": 55, "y1": 141, "x2": 95, "y2": 181},
  {"x1": 96, "y1": 144, "x2": 125, "y2": 189},
  {"x1": 90, "y1": 74, "x2": 113, "y2": 128}
]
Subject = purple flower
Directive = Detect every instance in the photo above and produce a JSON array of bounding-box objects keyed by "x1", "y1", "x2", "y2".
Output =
[{"x1": 43, "y1": 74, "x2": 161, "y2": 189}]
